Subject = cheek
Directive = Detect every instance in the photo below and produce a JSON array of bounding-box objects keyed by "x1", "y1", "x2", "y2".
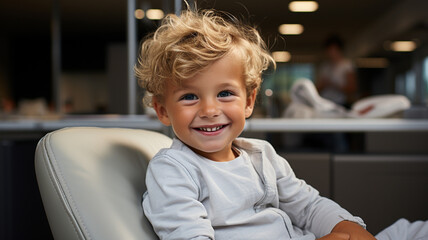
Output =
[
  {"x1": 170, "y1": 107, "x2": 195, "y2": 125},
  {"x1": 225, "y1": 103, "x2": 247, "y2": 117}
]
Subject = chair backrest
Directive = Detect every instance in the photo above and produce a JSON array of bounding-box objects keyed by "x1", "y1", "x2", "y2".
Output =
[{"x1": 35, "y1": 127, "x2": 172, "y2": 240}]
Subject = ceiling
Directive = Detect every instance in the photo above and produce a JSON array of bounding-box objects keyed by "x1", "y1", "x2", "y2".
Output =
[
  {"x1": 1, "y1": 0, "x2": 427, "y2": 60},
  {"x1": 201, "y1": 0, "x2": 400, "y2": 53}
]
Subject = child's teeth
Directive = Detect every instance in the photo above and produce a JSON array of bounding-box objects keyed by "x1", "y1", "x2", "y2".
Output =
[{"x1": 199, "y1": 126, "x2": 222, "y2": 132}]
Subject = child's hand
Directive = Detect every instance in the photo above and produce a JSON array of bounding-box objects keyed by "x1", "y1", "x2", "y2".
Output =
[
  {"x1": 331, "y1": 220, "x2": 376, "y2": 240},
  {"x1": 317, "y1": 232, "x2": 350, "y2": 240}
]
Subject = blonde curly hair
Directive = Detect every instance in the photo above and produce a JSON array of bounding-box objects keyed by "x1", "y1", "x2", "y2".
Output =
[{"x1": 135, "y1": 9, "x2": 275, "y2": 106}]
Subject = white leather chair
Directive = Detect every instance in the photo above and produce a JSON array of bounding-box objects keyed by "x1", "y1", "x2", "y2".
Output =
[{"x1": 35, "y1": 127, "x2": 172, "y2": 240}]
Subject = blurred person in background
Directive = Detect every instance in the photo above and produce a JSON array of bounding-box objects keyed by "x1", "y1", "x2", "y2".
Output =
[
  {"x1": 316, "y1": 35, "x2": 357, "y2": 108},
  {"x1": 1, "y1": 97, "x2": 15, "y2": 114}
]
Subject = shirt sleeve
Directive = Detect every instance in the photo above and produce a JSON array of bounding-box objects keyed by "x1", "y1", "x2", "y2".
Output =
[
  {"x1": 142, "y1": 154, "x2": 214, "y2": 240},
  {"x1": 274, "y1": 153, "x2": 365, "y2": 238}
]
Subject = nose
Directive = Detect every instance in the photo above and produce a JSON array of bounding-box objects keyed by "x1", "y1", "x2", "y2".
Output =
[{"x1": 198, "y1": 99, "x2": 220, "y2": 118}]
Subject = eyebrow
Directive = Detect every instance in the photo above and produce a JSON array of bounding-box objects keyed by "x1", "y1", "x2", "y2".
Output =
[
  {"x1": 218, "y1": 82, "x2": 240, "y2": 89},
  {"x1": 171, "y1": 81, "x2": 241, "y2": 95},
  {"x1": 172, "y1": 86, "x2": 190, "y2": 94}
]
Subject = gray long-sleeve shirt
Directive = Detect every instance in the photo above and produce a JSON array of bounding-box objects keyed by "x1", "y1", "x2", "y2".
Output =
[{"x1": 143, "y1": 138, "x2": 365, "y2": 239}]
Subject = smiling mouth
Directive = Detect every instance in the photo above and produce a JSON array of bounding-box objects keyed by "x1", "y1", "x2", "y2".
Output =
[{"x1": 196, "y1": 124, "x2": 227, "y2": 132}]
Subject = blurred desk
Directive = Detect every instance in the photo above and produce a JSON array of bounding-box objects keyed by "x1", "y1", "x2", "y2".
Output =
[
  {"x1": 2, "y1": 116, "x2": 428, "y2": 133},
  {"x1": 0, "y1": 114, "x2": 163, "y2": 133},
  {"x1": 245, "y1": 118, "x2": 428, "y2": 132},
  {"x1": 0, "y1": 119, "x2": 38, "y2": 131},
  {"x1": 39, "y1": 115, "x2": 163, "y2": 131}
]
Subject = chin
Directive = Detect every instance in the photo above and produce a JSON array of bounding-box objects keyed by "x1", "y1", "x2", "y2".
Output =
[
  {"x1": 195, "y1": 144, "x2": 226, "y2": 154},
  {"x1": 197, "y1": 147, "x2": 223, "y2": 154}
]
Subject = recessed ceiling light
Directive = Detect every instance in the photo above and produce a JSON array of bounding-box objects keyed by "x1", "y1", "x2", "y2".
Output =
[
  {"x1": 390, "y1": 41, "x2": 417, "y2": 52},
  {"x1": 146, "y1": 9, "x2": 164, "y2": 20},
  {"x1": 289, "y1": 1, "x2": 319, "y2": 12},
  {"x1": 278, "y1": 24, "x2": 304, "y2": 35},
  {"x1": 134, "y1": 9, "x2": 145, "y2": 19},
  {"x1": 272, "y1": 51, "x2": 291, "y2": 62}
]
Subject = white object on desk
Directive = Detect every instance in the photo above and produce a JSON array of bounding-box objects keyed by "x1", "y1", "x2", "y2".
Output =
[
  {"x1": 348, "y1": 95, "x2": 411, "y2": 118},
  {"x1": 285, "y1": 79, "x2": 411, "y2": 119},
  {"x1": 284, "y1": 79, "x2": 347, "y2": 119}
]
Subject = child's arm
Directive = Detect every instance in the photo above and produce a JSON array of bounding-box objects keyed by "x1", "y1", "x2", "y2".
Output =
[
  {"x1": 142, "y1": 155, "x2": 214, "y2": 239},
  {"x1": 272, "y1": 152, "x2": 367, "y2": 238},
  {"x1": 318, "y1": 232, "x2": 350, "y2": 240},
  {"x1": 330, "y1": 220, "x2": 376, "y2": 239}
]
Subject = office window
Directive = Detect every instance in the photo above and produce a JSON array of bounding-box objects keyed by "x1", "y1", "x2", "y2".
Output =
[
  {"x1": 395, "y1": 74, "x2": 405, "y2": 96},
  {"x1": 424, "y1": 56, "x2": 428, "y2": 104},
  {"x1": 261, "y1": 63, "x2": 315, "y2": 117},
  {"x1": 263, "y1": 63, "x2": 314, "y2": 92},
  {"x1": 405, "y1": 69, "x2": 416, "y2": 102}
]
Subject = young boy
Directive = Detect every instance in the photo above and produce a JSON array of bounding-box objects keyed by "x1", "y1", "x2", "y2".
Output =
[{"x1": 136, "y1": 9, "x2": 376, "y2": 240}]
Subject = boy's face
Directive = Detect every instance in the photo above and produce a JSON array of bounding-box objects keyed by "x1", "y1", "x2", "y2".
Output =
[{"x1": 153, "y1": 53, "x2": 257, "y2": 162}]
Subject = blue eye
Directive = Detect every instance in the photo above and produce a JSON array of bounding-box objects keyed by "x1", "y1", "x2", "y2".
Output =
[
  {"x1": 218, "y1": 91, "x2": 233, "y2": 98},
  {"x1": 180, "y1": 94, "x2": 198, "y2": 101}
]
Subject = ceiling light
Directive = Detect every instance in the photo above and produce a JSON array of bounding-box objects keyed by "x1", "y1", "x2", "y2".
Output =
[
  {"x1": 146, "y1": 9, "x2": 164, "y2": 20},
  {"x1": 390, "y1": 41, "x2": 417, "y2": 52},
  {"x1": 278, "y1": 24, "x2": 304, "y2": 35},
  {"x1": 134, "y1": 9, "x2": 145, "y2": 19},
  {"x1": 289, "y1": 1, "x2": 319, "y2": 12},
  {"x1": 272, "y1": 51, "x2": 291, "y2": 62}
]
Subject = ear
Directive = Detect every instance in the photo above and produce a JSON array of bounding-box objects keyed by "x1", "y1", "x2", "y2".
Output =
[
  {"x1": 245, "y1": 89, "x2": 257, "y2": 118},
  {"x1": 152, "y1": 96, "x2": 171, "y2": 126}
]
